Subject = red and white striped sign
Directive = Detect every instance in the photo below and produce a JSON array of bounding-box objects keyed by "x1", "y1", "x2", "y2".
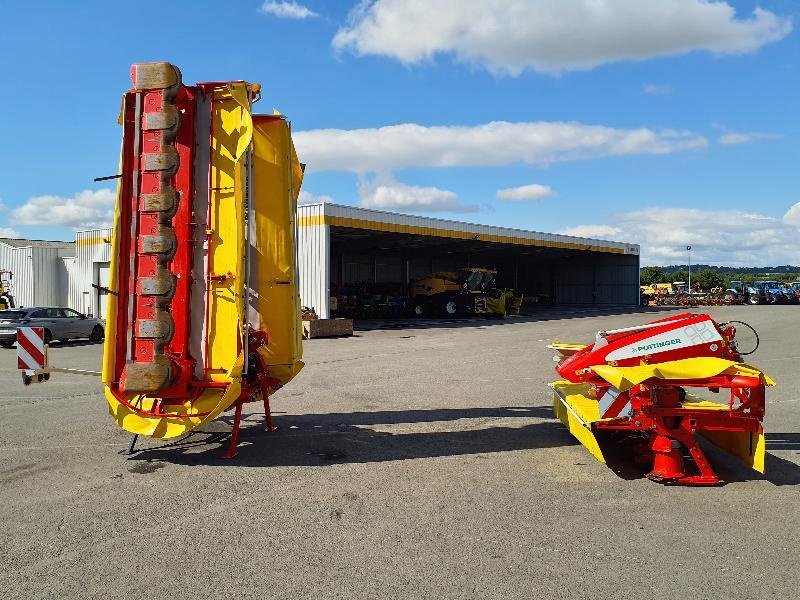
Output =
[{"x1": 17, "y1": 327, "x2": 46, "y2": 371}]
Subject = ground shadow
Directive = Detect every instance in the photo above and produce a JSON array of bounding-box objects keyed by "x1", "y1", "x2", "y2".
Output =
[
  {"x1": 765, "y1": 432, "x2": 800, "y2": 452},
  {"x1": 49, "y1": 339, "x2": 103, "y2": 348},
  {"x1": 128, "y1": 405, "x2": 564, "y2": 467},
  {"x1": 353, "y1": 306, "x2": 683, "y2": 332},
  {"x1": 2, "y1": 339, "x2": 102, "y2": 349},
  {"x1": 127, "y1": 406, "x2": 800, "y2": 486},
  {"x1": 762, "y1": 433, "x2": 800, "y2": 486}
]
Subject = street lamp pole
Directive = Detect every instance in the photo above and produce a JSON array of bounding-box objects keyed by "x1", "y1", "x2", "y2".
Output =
[{"x1": 687, "y1": 245, "x2": 692, "y2": 292}]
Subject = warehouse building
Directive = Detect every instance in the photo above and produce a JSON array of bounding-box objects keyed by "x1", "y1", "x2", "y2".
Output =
[
  {"x1": 3, "y1": 203, "x2": 640, "y2": 319},
  {"x1": 298, "y1": 203, "x2": 640, "y2": 318},
  {"x1": 0, "y1": 237, "x2": 75, "y2": 307}
]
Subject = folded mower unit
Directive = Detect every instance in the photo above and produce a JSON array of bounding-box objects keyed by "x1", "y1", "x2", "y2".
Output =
[{"x1": 549, "y1": 313, "x2": 774, "y2": 486}]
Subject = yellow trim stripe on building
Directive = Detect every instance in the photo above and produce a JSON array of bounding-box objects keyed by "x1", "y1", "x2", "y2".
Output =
[
  {"x1": 297, "y1": 215, "x2": 626, "y2": 254},
  {"x1": 76, "y1": 237, "x2": 111, "y2": 247}
]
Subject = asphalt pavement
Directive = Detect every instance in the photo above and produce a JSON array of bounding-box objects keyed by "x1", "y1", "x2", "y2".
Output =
[{"x1": 1, "y1": 306, "x2": 798, "y2": 599}]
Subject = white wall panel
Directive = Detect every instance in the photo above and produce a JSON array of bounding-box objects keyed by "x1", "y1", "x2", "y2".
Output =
[
  {"x1": 296, "y1": 205, "x2": 330, "y2": 318},
  {"x1": 74, "y1": 229, "x2": 113, "y2": 317}
]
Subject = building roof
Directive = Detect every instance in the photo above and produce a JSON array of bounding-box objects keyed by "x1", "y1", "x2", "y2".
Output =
[
  {"x1": 297, "y1": 202, "x2": 639, "y2": 255},
  {"x1": 0, "y1": 237, "x2": 73, "y2": 250}
]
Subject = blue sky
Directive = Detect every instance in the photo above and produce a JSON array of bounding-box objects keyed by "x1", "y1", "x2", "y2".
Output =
[{"x1": 0, "y1": 0, "x2": 798, "y2": 266}]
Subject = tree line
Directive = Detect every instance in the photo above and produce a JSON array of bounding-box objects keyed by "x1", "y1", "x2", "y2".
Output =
[{"x1": 640, "y1": 266, "x2": 800, "y2": 290}]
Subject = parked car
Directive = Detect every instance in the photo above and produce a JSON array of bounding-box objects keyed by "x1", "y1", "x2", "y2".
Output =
[{"x1": 0, "y1": 307, "x2": 104, "y2": 348}]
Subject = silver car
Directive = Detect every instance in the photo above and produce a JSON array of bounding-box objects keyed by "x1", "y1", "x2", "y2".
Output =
[{"x1": 0, "y1": 307, "x2": 104, "y2": 348}]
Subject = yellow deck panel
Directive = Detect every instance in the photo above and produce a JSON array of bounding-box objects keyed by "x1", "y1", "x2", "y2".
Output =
[
  {"x1": 591, "y1": 358, "x2": 775, "y2": 392},
  {"x1": 551, "y1": 381, "x2": 605, "y2": 463}
]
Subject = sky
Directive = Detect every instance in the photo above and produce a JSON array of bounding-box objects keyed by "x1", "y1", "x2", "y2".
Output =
[{"x1": 0, "y1": 0, "x2": 798, "y2": 266}]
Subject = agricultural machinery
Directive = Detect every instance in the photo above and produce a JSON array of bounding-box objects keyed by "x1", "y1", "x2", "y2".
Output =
[
  {"x1": 409, "y1": 267, "x2": 521, "y2": 318},
  {"x1": 757, "y1": 281, "x2": 791, "y2": 304},
  {"x1": 0, "y1": 270, "x2": 15, "y2": 309},
  {"x1": 550, "y1": 313, "x2": 772, "y2": 485},
  {"x1": 13, "y1": 62, "x2": 305, "y2": 457},
  {"x1": 726, "y1": 280, "x2": 763, "y2": 305},
  {"x1": 11, "y1": 61, "x2": 780, "y2": 488}
]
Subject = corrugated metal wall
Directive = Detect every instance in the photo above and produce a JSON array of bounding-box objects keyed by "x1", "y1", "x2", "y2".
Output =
[
  {"x1": 296, "y1": 205, "x2": 330, "y2": 318},
  {"x1": 30, "y1": 247, "x2": 66, "y2": 306},
  {"x1": 61, "y1": 257, "x2": 78, "y2": 308},
  {"x1": 0, "y1": 243, "x2": 73, "y2": 307},
  {"x1": 73, "y1": 229, "x2": 113, "y2": 317},
  {"x1": 553, "y1": 254, "x2": 640, "y2": 305},
  {"x1": 0, "y1": 243, "x2": 33, "y2": 306}
]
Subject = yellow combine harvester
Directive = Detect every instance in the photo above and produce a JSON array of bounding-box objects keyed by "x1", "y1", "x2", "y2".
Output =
[{"x1": 409, "y1": 267, "x2": 522, "y2": 318}]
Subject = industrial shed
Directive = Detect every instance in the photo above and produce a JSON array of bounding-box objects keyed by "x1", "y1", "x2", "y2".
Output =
[
  {"x1": 39, "y1": 202, "x2": 639, "y2": 320},
  {"x1": 298, "y1": 203, "x2": 640, "y2": 318},
  {"x1": 0, "y1": 237, "x2": 74, "y2": 307}
]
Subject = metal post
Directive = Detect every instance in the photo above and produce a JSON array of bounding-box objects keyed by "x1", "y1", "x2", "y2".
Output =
[
  {"x1": 119, "y1": 434, "x2": 139, "y2": 455},
  {"x1": 687, "y1": 245, "x2": 692, "y2": 292}
]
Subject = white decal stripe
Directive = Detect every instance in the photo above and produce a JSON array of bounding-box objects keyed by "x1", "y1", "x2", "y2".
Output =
[
  {"x1": 598, "y1": 387, "x2": 621, "y2": 416},
  {"x1": 605, "y1": 328, "x2": 722, "y2": 361},
  {"x1": 17, "y1": 344, "x2": 39, "y2": 370}
]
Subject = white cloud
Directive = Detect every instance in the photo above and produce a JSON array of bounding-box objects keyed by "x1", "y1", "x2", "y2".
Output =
[
  {"x1": 643, "y1": 84, "x2": 674, "y2": 95},
  {"x1": 298, "y1": 190, "x2": 334, "y2": 205},
  {"x1": 12, "y1": 189, "x2": 116, "y2": 229},
  {"x1": 0, "y1": 227, "x2": 20, "y2": 238},
  {"x1": 294, "y1": 121, "x2": 707, "y2": 173},
  {"x1": 358, "y1": 174, "x2": 477, "y2": 213},
  {"x1": 783, "y1": 202, "x2": 800, "y2": 227},
  {"x1": 333, "y1": 0, "x2": 792, "y2": 75},
  {"x1": 259, "y1": 1, "x2": 318, "y2": 19},
  {"x1": 560, "y1": 224, "x2": 623, "y2": 239},
  {"x1": 719, "y1": 132, "x2": 781, "y2": 145},
  {"x1": 496, "y1": 183, "x2": 553, "y2": 201},
  {"x1": 561, "y1": 206, "x2": 800, "y2": 266}
]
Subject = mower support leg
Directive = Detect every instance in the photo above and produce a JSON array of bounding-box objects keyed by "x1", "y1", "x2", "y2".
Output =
[
  {"x1": 119, "y1": 434, "x2": 139, "y2": 455},
  {"x1": 221, "y1": 400, "x2": 243, "y2": 460},
  {"x1": 263, "y1": 393, "x2": 275, "y2": 432},
  {"x1": 255, "y1": 370, "x2": 276, "y2": 432},
  {"x1": 673, "y1": 423, "x2": 720, "y2": 485}
]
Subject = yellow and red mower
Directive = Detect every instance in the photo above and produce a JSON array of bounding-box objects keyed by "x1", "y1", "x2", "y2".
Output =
[
  {"x1": 102, "y1": 63, "x2": 304, "y2": 456},
  {"x1": 550, "y1": 313, "x2": 773, "y2": 485}
]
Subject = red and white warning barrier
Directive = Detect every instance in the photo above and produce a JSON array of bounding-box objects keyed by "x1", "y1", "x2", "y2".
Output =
[
  {"x1": 16, "y1": 326, "x2": 100, "y2": 385},
  {"x1": 17, "y1": 326, "x2": 46, "y2": 371}
]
